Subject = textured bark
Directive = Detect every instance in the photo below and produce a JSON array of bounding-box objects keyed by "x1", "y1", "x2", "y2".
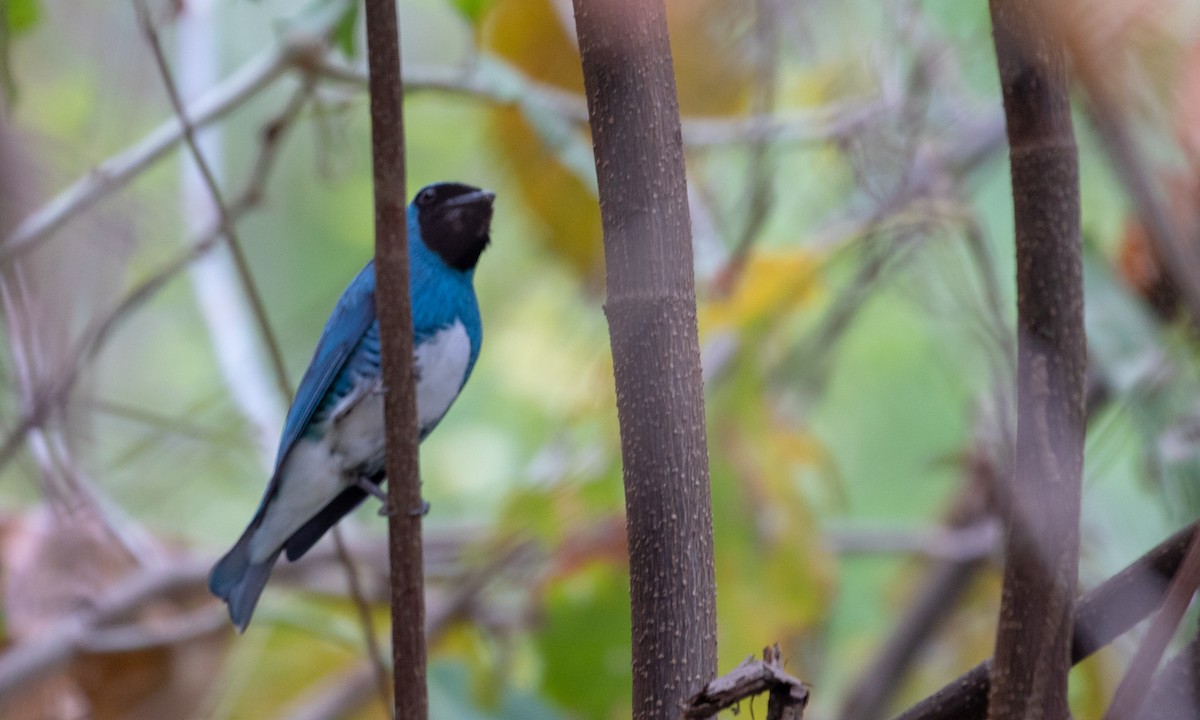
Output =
[
  {"x1": 570, "y1": 1, "x2": 718, "y2": 718},
  {"x1": 363, "y1": 0, "x2": 425, "y2": 716},
  {"x1": 987, "y1": 2, "x2": 1084, "y2": 719},
  {"x1": 891, "y1": 522, "x2": 1200, "y2": 720}
]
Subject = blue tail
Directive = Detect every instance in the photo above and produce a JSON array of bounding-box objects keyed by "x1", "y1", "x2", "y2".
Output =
[{"x1": 209, "y1": 524, "x2": 279, "y2": 632}]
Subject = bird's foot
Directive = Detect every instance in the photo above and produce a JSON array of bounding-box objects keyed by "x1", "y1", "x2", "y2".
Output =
[
  {"x1": 380, "y1": 498, "x2": 429, "y2": 517},
  {"x1": 352, "y1": 476, "x2": 429, "y2": 517},
  {"x1": 353, "y1": 475, "x2": 388, "y2": 503}
]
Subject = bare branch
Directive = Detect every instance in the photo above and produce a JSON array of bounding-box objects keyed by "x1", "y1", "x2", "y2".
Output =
[
  {"x1": 0, "y1": 43, "x2": 294, "y2": 263},
  {"x1": 0, "y1": 82, "x2": 312, "y2": 477},
  {"x1": 0, "y1": 558, "x2": 213, "y2": 698},
  {"x1": 139, "y1": 13, "x2": 397, "y2": 709},
  {"x1": 839, "y1": 458, "x2": 999, "y2": 720},
  {"x1": 1104, "y1": 531, "x2": 1200, "y2": 720},
  {"x1": 891, "y1": 521, "x2": 1200, "y2": 720},
  {"x1": 825, "y1": 520, "x2": 999, "y2": 561},
  {"x1": 1133, "y1": 628, "x2": 1200, "y2": 720},
  {"x1": 0, "y1": 527, "x2": 504, "y2": 703},
  {"x1": 682, "y1": 645, "x2": 809, "y2": 720},
  {"x1": 133, "y1": 0, "x2": 292, "y2": 401},
  {"x1": 330, "y1": 528, "x2": 391, "y2": 713}
]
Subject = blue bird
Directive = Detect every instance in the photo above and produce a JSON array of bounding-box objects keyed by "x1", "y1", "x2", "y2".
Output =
[{"x1": 210, "y1": 182, "x2": 494, "y2": 631}]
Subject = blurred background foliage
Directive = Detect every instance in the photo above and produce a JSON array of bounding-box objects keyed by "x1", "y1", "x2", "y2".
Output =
[{"x1": 0, "y1": 0, "x2": 1197, "y2": 718}]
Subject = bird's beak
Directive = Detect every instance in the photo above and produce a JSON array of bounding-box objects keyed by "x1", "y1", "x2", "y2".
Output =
[
  {"x1": 443, "y1": 189, "x2": 495, "y2": 209},
  {"x1": 441, "y1": 189, "x2": 495, "y2": 242}
]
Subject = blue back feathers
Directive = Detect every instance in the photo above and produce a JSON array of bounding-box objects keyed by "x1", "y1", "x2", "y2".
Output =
[{"x1": 275, "y1": 203, "x2": 483, "y2": 469}]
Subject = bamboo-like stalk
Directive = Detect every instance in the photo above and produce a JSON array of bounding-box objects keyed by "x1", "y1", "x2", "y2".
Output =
[
  {"x1": 986, "y1": 1, "x2": 1085, "y2": 718},
  {"x1": 571, "y1": 1, "x2": 718, "y2": 717}
]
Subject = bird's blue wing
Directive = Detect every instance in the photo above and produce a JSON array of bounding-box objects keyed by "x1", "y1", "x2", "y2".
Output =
[{"x1": 274, "y1": 262, "x2": 377, "y2": 469}]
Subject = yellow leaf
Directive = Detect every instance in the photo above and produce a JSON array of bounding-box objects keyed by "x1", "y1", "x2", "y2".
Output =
[
  {"x1": 701, "y1": 251, "x2": 823, "y2": 333},
  {"x1": 478, "y1": 0, "x2": 758, "y2": 283}
]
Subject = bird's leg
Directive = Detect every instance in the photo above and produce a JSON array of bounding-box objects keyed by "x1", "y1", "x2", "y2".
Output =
[
  {"x1": 353, "y1": 476, "x2": 388, "y2": 504},
  {"x1": 353, "y1": 476, "x2": 430, "y2": 517}
]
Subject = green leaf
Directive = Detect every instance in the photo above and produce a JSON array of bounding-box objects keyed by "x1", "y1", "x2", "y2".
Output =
[
  {"x1": 536, "y1": 563, "x2": 632, "y2": 719},
  {"x1": 330, "y1": 0, "x2": 358, "y2": 57},
  {"x1": 6, "y1": 0, "x2": 40, "y2": 33},
  {"x1": 448, "y1": 0, "x2": 498, "y2": 25},
  {"x1": 1, "y1": 0, "x2": 41, "y2": 104}
]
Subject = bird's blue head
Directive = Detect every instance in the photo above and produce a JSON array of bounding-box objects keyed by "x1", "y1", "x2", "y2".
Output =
[{"x1": 410, "y1": 182, "x2": 495, "y2": 273}]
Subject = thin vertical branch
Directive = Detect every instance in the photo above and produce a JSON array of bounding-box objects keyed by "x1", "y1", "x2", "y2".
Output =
[
  {"x1": 362, "y1": 0, "x2": 426, "y2": 718},
  {"x1": 176, "y1": 0, "x2": 286, "y2": 465},
  {"x1": 986, "y1": 2, "x2": 1084, "y2": 719},
  {"x1": 331, "y1": 527, "x2": 392, "y2": 710},
  {"x1": 571, "y1": 1, "x2": 718, "y2": 718}
]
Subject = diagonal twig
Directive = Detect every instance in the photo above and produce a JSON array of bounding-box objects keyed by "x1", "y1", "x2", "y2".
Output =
[
  {"x1": 0, "y1": 44, "x2": 295, "y2": 264},
  {"x1": 1104, "y1": 531, "x2": 1200, "y2": 720},
  {"x1": 0, "y1": 80, "x2": 312, "y2": 478},
  {"x1": 133, "y1": 0, "x2": 291, "y2": 401},
  {"x1": 891, "y1": 521, "x2": 1200, "y2": 720}
]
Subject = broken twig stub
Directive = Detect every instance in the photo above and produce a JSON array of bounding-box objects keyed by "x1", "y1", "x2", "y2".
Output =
[{"x1": 682, "y1": 644, "x2": 808, "y2": 719}]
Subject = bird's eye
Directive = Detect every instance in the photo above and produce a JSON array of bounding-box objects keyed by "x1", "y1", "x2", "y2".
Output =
[{"x1": 417, "y1": 188, "x2": 437, "y2": 207}]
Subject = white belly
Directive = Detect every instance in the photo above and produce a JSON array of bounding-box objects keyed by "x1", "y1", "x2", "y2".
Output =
[
  {"x1": 250, "y1": 320, "x2": 472, "y2": 560},
  {"x1": 414, "y1": 320, "x2": 472, "y2": 432}
]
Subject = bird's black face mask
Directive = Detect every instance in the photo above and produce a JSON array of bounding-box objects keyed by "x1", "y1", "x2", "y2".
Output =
[{"x1": 415, "y1": 182, "x2": 495, "y2": 272}]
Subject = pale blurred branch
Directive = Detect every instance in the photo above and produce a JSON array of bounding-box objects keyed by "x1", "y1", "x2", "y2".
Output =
[
  {"x1": 0, "y1": 42, "x2": 294, "y2": 263},
  {"x1": 0, "y1": 527, "x2": 515, "y2": 705},
  {"x1": 838, "y1": 447, "x2": 1000, "y2": 720},
  {"x1": 310, "y1": 53, "x2": 885, "y2": 149},
  {"x1": 1060, "y1": 6, "x2": 1200, "y2": 328},
  {"x1": 714, "y1": 0, "x2": 781, "y2": 295},
  {"x1": 0, "y1": 81, "x2": 312, "y2": 477},
  {"x1": 1133, "y1": 627, "x2": 1200, "y2": 720},
  {"x1": 0, "y1": 558, "x2": 213, "y2": 699},
  {"x1": 2, "y1": 43, "x2": 881, "y2": 272},
  {"x1": 134, "y1": 0, "x2": 292, "y2": 403},
  {"x1": 788, "y1": 112, "x2": 1006, "y2": 394},
  {"x1": 76, "y1": 605, "x2": 229, "y2": 654},
  {"x1": 825, "y1": 520, "x2": 1000, "y2": 562}
]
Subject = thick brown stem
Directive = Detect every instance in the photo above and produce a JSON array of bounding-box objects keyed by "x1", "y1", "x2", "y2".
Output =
[
  {"x1": 987, "y1": 2, "x2": 1084, "y2": 718},
  {"x1": 570, "y1": 1, "x2": 718, "y2": 718},
  {"x1": 363, "y1": 0, "x2": 425, "y2": 716}
]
